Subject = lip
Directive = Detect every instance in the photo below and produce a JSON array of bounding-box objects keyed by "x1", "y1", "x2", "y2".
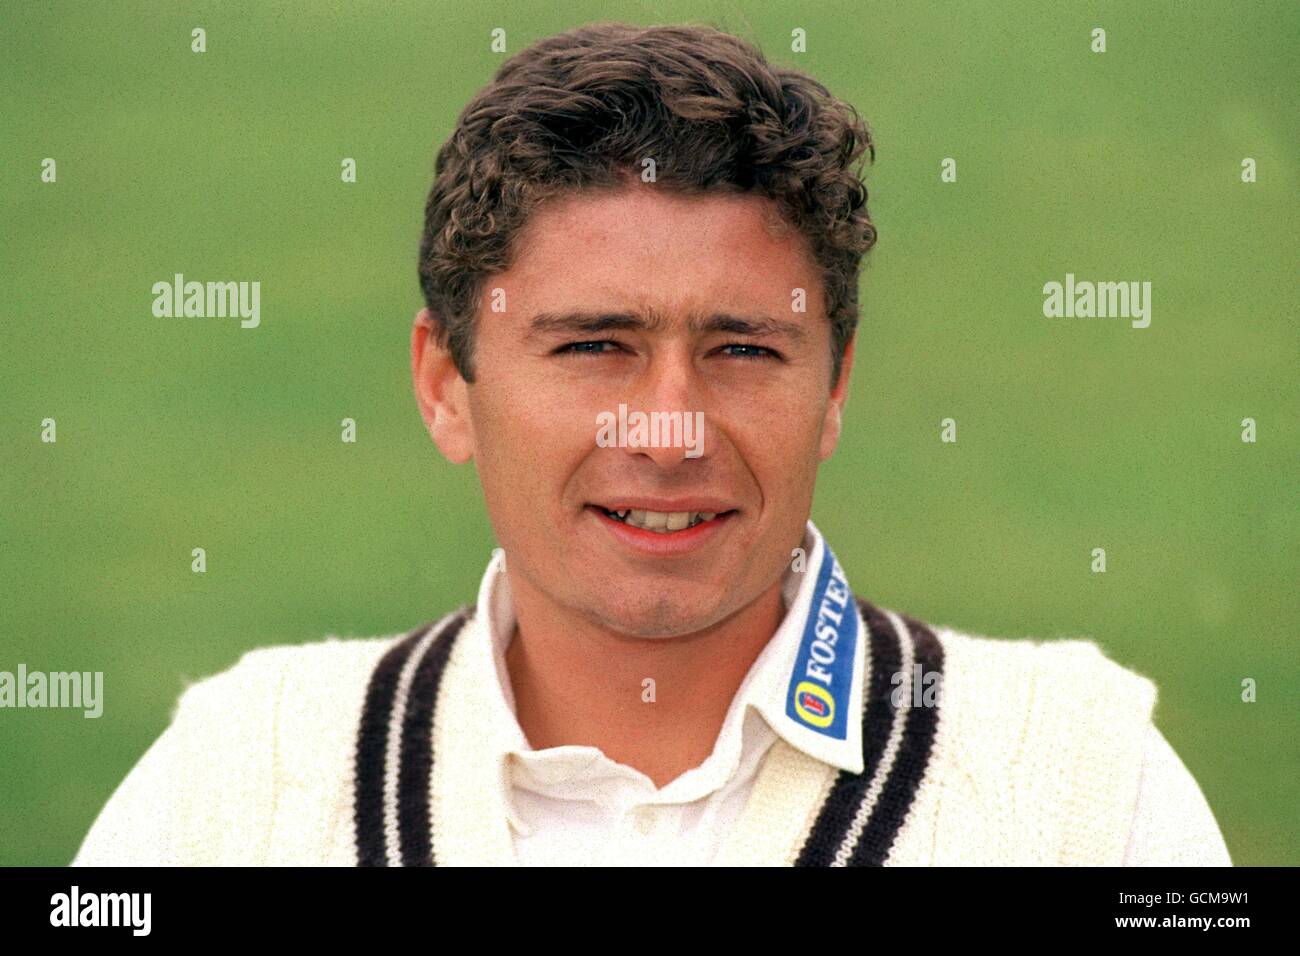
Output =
[{"x1": 585, "y1": 505, "x2": 736, "y2": 557}]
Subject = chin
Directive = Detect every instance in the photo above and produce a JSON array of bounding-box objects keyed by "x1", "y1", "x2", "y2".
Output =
[{"x1": 578, "y1": 589, "x2": 733, "y2": 640}]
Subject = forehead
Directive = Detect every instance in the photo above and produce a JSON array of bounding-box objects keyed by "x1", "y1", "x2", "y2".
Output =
[{"x1": 496, "y1": 184, "x2": 824, "y2": 321}]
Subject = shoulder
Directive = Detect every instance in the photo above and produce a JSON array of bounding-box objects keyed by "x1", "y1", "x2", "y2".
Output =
[
  {"x1": 171, "y1": 627, "x2": 433, "y2": 783},
  {"x1": 182, "y1": 631, "x2": 405, "y2": 711},
  {"x1": 162, "y1": 631, "x2": 409, "y2": 752},
  {"x1": 926, "y1": 620, "x2": 1158, "y2": 778},
  {"x1": 868, "y1": 606, "x2": 1160, "y2": 737},
  {"x1": 875, "y1": 608, "x2": 1160, "y2": 865},
  {"x1": 927, "y1": 621, "x2": 1158, "y2": 716},
  {"x1": 73, "y1": 624, "x2": 433, "y2": 866}
]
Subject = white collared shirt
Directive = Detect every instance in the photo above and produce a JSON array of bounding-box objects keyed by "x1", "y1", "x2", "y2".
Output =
[{"x1": 467, "y1": 521, "x2": 1230, "y2": 866}]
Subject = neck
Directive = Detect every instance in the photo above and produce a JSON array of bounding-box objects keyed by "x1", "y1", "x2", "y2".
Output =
[{"x1": 503, "y1": 575, "x2": 786, "y2": 789}]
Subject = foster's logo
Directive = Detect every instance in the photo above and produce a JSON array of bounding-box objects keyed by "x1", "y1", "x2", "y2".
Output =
[{"x1": 785, "y1": 542, "x2": 859, "y2": 739}]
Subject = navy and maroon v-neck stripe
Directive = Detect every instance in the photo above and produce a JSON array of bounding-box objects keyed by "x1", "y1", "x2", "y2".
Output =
[
  {"x1": 354, "y1": 608, "x2": 471, "y2": 866},
  {"x1": 352, "y1": 596, "x2": 942, "y2": 866}
]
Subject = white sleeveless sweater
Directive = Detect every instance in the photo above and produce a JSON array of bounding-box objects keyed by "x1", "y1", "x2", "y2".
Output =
[{"x1": 71, "y1": 600, "x2": 1161, "y2": 866}]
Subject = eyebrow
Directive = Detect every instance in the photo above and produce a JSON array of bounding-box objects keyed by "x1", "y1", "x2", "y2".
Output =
[{"x1": 524, "y1": 310, "x2": 807, "y2": 341}]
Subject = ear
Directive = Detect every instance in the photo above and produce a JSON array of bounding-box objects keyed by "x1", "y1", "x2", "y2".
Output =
[
  {"x1": 411, "y1": 307, "x2": 475, "y2": 464},
  {"x1": 818, "y1": 333, "x2": 855, "y2": 461}
]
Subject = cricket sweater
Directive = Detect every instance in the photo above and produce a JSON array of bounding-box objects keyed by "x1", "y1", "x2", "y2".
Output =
[{"x1": 72, "y1": 526, "x2": 1233, "y2": 866}]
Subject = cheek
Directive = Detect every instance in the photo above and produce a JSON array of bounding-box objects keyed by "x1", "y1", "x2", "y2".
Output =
[
  {"x1": 726, "y1": 404, "x2": 823, "y2": 501},
  {"x1": 727, "y1": 392, "x2": 826, "y2": 456},
  {"x1": 470, "y1": 384, "x2": 596, "y2": 508}
]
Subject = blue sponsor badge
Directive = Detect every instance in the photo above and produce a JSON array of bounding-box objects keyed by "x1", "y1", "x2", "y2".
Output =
[{"x1": 785, "y1": 543, "x2": 858, "y2": 739}]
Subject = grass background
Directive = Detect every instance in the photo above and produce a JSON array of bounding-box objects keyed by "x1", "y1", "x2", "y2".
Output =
[{"x1": 0, "y1": 0, "x2": 1295, "y2": 865}]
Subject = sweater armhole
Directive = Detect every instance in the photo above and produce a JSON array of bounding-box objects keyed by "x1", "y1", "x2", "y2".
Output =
[
  {"x1": 71, "y1": 694, "x2": 193, "y2": 866},
  {"x1": 1043, "y1": 641, "x2": 1159, "y2": 866},
  {"x1": 1121, "y1": 723, "x2": 1233, "y2": 866}
]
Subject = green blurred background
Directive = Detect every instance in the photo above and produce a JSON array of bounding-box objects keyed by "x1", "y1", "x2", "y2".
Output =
[{"x1": 1, "y1": 1, "x2": 1295, "y2": 866}]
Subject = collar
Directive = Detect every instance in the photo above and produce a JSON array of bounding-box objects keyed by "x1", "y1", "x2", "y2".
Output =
[{"x1": 469, "y1": 519, "x2": 867, "y2": 826}]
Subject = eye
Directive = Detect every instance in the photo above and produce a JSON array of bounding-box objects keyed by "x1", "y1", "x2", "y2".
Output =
[
  {"x1": 554, "y1": 340, "x2": 621, "y2": 356},
  {"x1": 718, "y1": 343, "x2": 780, "y2": 360}
]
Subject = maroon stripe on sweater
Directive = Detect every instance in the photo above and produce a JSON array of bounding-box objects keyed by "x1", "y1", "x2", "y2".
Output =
[
  {"x1": 397, "y1": 607, "x2": 472, "y2": 866},
  {"x1": 353, "y1": 622, "x2": 434, "y2": 867},
  {"x1": 847, "y1": 613, "x2": 944, "y2": 865}
]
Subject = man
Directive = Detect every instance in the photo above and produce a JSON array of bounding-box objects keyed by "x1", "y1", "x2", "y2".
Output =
[{"x1": 73, "y1": 21, "x2": 1231, "y2": 866}]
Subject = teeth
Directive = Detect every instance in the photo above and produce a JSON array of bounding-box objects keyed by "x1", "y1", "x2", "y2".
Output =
[{"x1": 608, "y1": 508, "x2": 722, "y2": 533}]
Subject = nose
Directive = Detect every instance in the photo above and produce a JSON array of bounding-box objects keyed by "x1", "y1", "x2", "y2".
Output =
[{"x1": 619, "y1": 345, "x2": 710, "y2": 468}]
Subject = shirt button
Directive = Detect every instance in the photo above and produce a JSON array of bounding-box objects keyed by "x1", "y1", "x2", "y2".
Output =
[{"x1": 633, "y1": 806, "x2": 657, "y2": 836}]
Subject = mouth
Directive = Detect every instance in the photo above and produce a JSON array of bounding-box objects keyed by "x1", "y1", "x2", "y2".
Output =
[
  {"x1": 587, "y1": 498, "x2": 738, "y2": 534},
  {"x1": 594, "y1": 506, "x2": 727, "y2": 533}
]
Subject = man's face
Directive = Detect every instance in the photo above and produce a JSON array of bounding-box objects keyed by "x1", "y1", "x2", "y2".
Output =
[{"x1": 414, "y1": 183, "x2": 853, "y2": 638}]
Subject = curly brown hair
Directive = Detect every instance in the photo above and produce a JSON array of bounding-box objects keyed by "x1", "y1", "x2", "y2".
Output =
[{"x1": 417, "y1": 21, "x2": 877, "y2": 386}]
